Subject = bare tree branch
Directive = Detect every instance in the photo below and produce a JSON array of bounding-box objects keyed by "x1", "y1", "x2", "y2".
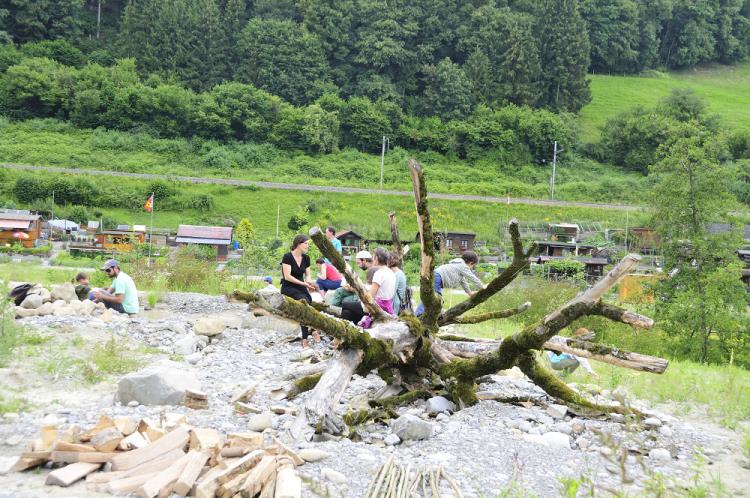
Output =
[
  {"x1": 408, "y1": 159, "x2": 441, "y2": 329},
  {"x1": 444, "y1": 301, "x2": 531, "y2": 325},
  {"x1": 388, "y1": 211, "x2": 403, "y2": 267},
  {"x1": 309, "y1": 226, "x2": 389, "y2": 322}
]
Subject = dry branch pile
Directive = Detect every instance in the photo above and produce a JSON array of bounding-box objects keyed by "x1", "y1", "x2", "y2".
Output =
[
  {"x1": 9, "y1": 413, "x2": 304, "y2": 497},
  {"x1": 364, "y1": 456, "x2": 464, "y2": 498},
  {"x1": 232, "y1": 158, "x2": 666, "y2": 440}
]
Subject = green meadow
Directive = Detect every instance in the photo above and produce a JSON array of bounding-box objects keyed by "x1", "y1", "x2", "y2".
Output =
[{"x1": 580, "y1": 62, "x2": 750, "y2": 141}]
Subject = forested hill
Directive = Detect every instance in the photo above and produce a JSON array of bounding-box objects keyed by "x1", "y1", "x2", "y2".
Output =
[{"x1": 2, "y1": 0, "x2": 750, "y2": 116}]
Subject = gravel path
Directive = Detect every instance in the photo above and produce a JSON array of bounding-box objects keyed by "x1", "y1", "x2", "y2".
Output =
[
  {"x1": 1, "y1": 163, "x2": 643, "y2": 211},
  {"x1": 0, "y1": 293, "x2": 746, "y2": 497}
]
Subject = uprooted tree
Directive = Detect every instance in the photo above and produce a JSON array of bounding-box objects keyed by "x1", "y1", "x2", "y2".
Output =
[{"x1": 232, "y1": 159, "x2": 667, "y2": 440}]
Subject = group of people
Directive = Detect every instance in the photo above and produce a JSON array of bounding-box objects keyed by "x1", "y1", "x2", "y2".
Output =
[
  {"x1": 73, "y1": 259, "x2": 139, "y2": 315},
  {"x1": 278, "y1": 226, "x2": 486, "y2": 347}
]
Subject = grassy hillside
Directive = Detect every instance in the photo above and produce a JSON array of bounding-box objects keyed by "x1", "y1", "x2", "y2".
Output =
[
  {"x1": 0, "y1": 169, "x2": 645, "y2": 243},
  {"x1": 580, "y1": 62, "x2": 750, "y2": 141},
  {"x1": 0, "y1": 118, "x2": 647, "y2": 204}
]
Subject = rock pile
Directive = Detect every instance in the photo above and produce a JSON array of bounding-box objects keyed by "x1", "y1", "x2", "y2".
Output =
[{"x1": 11, "y1": 283, "x2": 107, "y2": 319}]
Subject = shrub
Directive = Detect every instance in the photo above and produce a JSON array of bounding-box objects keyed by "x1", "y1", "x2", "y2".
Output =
[{"x1": 21, "y1": 40, "x2": 86, "y2": 68}]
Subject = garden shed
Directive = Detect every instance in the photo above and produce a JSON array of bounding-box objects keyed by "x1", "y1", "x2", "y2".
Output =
[
  {"x1": 0, "y1": 212, "x2": 42, "y2": 248},
  {"x1": 176, "y1": 224, "x2": 233, "y2": 261}
]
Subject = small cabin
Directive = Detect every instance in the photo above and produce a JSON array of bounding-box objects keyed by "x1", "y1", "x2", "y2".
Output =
[
  {"x1": 0, "y1": 212, "x2": 42, "y2": 248},
  {"x1": 548, "y1": 223, "x2": 580, "y2": 243},
  {"x1": 535, "y1": 240, "x2": 597, "y2": 258},
  {"x1": 95, "y1": 228, "x2": 146, "y2": 252},
  {"x1": 437, "y1": 231, "x2": 476, "y2": 254},
  {"x1": 335, "y1": 230, "x2": 366, "y2": 256},
  {"x1": 176, "y1": 224, "x2": 233, "y2": 261}
]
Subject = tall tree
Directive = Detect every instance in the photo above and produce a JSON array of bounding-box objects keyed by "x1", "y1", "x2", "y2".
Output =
[
  {"x1": 581, "y1": 0, "x2": 641, "y2": 73},
  {"x1": 536, "y1": 0, "x2": 591, "y2": 112},
  {"x1": 420, "y1": 57, "x2": 473, "y2": 120},
  {"x1": 651, "y1": 130, "x2": 748, "y2": 364},
  {"x1": 3, "y1": 0, "x2": 84, "y2": 43}
]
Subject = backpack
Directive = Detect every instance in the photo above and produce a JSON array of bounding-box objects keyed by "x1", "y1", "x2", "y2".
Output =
[
  {"x1": 399, "y1": 286, "x2": 414, "y2": 313},
  {"x1": 8, "y1": 283, "x2": 33, "y2": 306}
]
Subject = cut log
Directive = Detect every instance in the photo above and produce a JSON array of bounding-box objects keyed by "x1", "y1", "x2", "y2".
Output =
[
  {"x1": 274, "y1": 461, "x2": 301, "y2": 498},
  {"x1": 91, "y1": 426, "x2": 124, "y2": 452},
  {"x1": 136, "y1": 452, "x2": 191, "y2": 498},
  {"x1": 41, "y1": 425, "x2": 58, "y2": 450},
  {"x1": 217, "y1": 449, "x2": 265, "y2": 484},
  {"x1": 239, "y1": 455, "x2": 277, "y2": 498},
  {"x1": 190, "y1": 428, "x2": 223, "y2": 451},
  {"x1": 120, "y1": 430, "x2": 149, "y2": 450},
  {"x1": 114, "y1": 416, "x2": 138, "y2": 436},
  {"x1": 80, "y1": 415, "x2": 114, "y2": 442},
  {"x1": 45, "y1": 462, "x2": 100, "y2": 487},
  {"x1": 104, "y1": 471, "x2": 159, "y2": 496},
  {"x1": 86, "y1": 448, "x2": 185, "y2": 484},
  {"x1": 194, "y1": 464, "x2": 230, "y2": 498},
  {"x1": 52, "y1": 441, "x2": 96, "y2": 452},
  {"x1": 138, "y1": 417, "x2": 166, "y2": 442},
  {"x1": 221, "y1": 447, "x2": 252, "y2": 458},
  {"x1": 111, "y1": 426, "x2": 190, "y2": 471},
  {"x1": 9, "y1": 457, "x2": 46, "y2": 472},
  {"x1": 173, "y1": 450, "x2": 210, "y2": 497},
  {"x1": 20, "y1": 451, "x2": 51, "y2": 460},
  {"x1": 50, "y1": 451, "x2": 118, "y2": 464}
]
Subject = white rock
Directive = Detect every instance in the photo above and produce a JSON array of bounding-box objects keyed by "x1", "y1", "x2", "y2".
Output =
[
  {"x1": 298, "y1": 449, "x2": 331, "y2": 462},
  {"x1": 522, "y1": 434, "x2": 547, "y2": 446},
  {"x1": 116, "y1": 360, "x2": 201, "y2": 405},
  {"x1": 643, "y1": 417, "x2": 662, "y2": 429},
  {"x1": 426, "y1": 396, "x2": 455, "y2": 416},
  {"x1": 5, "y1": 435, "x2": 22, "y2": 446},
  {"x1": 173, "y1": 334, "x2": 199, "y2": 355},
  {"x1": 20, "y1": 294, "x2": 43, "y2": 309},
  {"x1": 659, "y1": 425, "x2": 673, "y2": 437},
  {"x1": 546, "y1": 404, "x2": 568, "y2": 420},
  {"x1": 193, "y1": 317, "x2": 227, "y2": 337},
  {"x1": 649, "y1": 448, "x2": 671, "y2": 463},
  {"x1": 36, "y1": 302, "x2": 54, "y2": 316},
  {"x1": 39, "y1": 287, "x2": 52, "y2": 303},
  {"x1": 322, "y1": 468, "x2": 347, "y2": 484},
  {"x1": 51, "y1": 283, "x2": 77, "y2": 303},
  {"x1": 384, "y1": 434, "x2": 401, "y2": 446},
  {"x1": 51, "y1": 299, "x2": 67, "y2": 308},
  {"x1": 15, "y1": 306, "x2": 38, "y2": 318},
  {"x1": 247, "y1": 412, "x2": 273, "y2": 432},
  {"x1": 80, "y1": 299, "x2": 96, "y2": 315},
  {"x1": 543, "y1": 432, "x2": 571, "y2": 450},
  {"x1": 185, "y1": 353, "x2": 202, "y2": 365},
  {"x1": 53, "y1": 306, "x2": 75, "y2": 316},
  {"x1": 391, "y1": 414, "x2": 433, "y2": 441}
]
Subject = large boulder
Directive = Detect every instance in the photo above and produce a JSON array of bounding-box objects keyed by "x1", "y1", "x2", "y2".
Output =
[
  {"x1": 81, "y1": 299, "x2": 97, "y2": 315},
  {"x1": 172, "y1": 334, "x2": 199, "y2": 355},
  {"x1": 51, "y1": 283, "x2": 77, "y2": 303},
  {"x1": 193, "y1": 318, "x2": 227, "y2": 337},
  {"x1": 241, "y1": 315, "x2": 300, "y2": 335},
  {"x1": 15, "y1": 307, "x2": 39, "y2": 318},
  {"x1": 117, "y1": 361, "x2": 201, "y2": 406},
  {"x1": 391, "y1": 414, "x2": 433, "y2": 441},
  {"x1": 20, "y1": 294, "x2": 43, "y2": 309}
]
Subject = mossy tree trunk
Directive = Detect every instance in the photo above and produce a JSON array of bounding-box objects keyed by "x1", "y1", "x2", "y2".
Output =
[{"x1": 232, "y1": 159, "x2": 661, "y2": 439}]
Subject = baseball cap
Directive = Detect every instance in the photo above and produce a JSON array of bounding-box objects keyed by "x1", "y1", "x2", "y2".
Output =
[
  {"x1": 262, "y1": 276, "x2": 273, "y2": 283},
  {"x1": 355, "y1": 250, "x2": 372, "y2": 260},
  {"x1": 101, "y1": 259, "x2": 119, "y2": 270}
]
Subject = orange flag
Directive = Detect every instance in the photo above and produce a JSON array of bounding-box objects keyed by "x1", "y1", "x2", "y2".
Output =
[{"x1": 144, "y1": 194, "x2": 154, "y2": 212}]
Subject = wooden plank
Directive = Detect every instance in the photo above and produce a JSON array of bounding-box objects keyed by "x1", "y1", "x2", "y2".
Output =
[
  {"x1": 45, "y1": 462, "x2": 100, "y2": 487},
  {"x1": 114, "y1": 416, "x2": 139, "y2": 436},
  {"x1": 218, "y1": 470, "x2": 253, "y2": 498},
  {"x1": 105, "y1": 471, "x2": 159, "y2": 495},
  {"x1": 20, "y1": 451, "x2": 51, "y2": 460},
  {"x1": 173, "y1": 450, "x2": 210, "y2": 497},
  {"x1": 239, "y1": 455, "x2": 277, "y2": 498},
  {"x1": 194, "y1": 464, "x2": 228, "y2": 498},
  {"x1": 257, "y1": 466, "x2": 277, "y2": 498},
  {"x1": 217, "y1": 450, "x2": 265, "y2": 484},
  {"x1": 53, "y1": 441, "x2": 96, "y2": 452},
  {"x1": 86, "y1": 448, "x2": 185, "y2": 484},
  {"x1": 9, "y1": 457, "x2": 45, "y2": 472},
  {"x1": 136, "y1": 453, "x2": 191, "y2": 498},
  {"x1": 189, "y1": 428, "x2": 223, "y2": 451},
  {"x1": 120, "y1": 431, "x2": 149, "y2": 450},
  {"x1": 51, "y1": 451, "x2": 118, "y2": 463},
  {"x1": 80, "y1": 415, "x2": 114, "y2": 442},
  {"x1": 273, "y1": 464, "x2": 301, "y2": 498},
  {"x1": 111, "y1": 427, "x2": 189, "y2": 471}
]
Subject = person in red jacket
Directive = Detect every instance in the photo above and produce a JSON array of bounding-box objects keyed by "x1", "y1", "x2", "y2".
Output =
[{"x1": 315, "y1": 257, "x2": 343, "y2": 299}]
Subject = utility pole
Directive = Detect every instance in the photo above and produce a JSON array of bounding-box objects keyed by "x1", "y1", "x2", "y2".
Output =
[
  {"x1": 275, "y1": 204, "x2": 280, "y2": 238},
  {"x1": 550, "y1": 141, "x2": 563, "y2": 200},
  {"x1": 379, "y1": 136, "x2": 389, "y2": 192},
  {"x1": 97, "y1": 0, "x2": 102, "y2": 39}
]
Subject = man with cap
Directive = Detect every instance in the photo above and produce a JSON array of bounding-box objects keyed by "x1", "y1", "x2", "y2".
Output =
[
  {"x1": 339, "y1": 249, "x2": 378, "y2": 323},
  {"x1": 92, "y1": 259, "x2": 139, "y2": 315},
  {"x1": 258, "y1": 276, "x2": 278, "y2": 299}
]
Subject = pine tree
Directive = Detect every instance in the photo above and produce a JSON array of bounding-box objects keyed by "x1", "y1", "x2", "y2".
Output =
[{"x1": 537, "y1": 0, "x2": 591, "y2": 112}]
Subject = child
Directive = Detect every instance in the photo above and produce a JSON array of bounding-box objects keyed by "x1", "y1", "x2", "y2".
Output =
[{"x1": 74, "y1": 272, "x2": 92, "y2": 301}]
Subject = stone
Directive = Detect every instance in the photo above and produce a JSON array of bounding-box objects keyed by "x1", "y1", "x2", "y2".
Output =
[
  {"x1": 39, "y1": 288, "x2": 52, "y2": 303},
  {"x1": 247, "y1": 412, "x2": 273, "y2": 432},
  {"x1": 649, "y1": 448, "x2": 671, "y2": 463},
  {"x1": 644, "y1": 417, "x2": 662, "y2": 429},
  {"x1": 20, "y1": 294, "x2": 42, "y2": 309},
  {"x1": 185, "y1": 353, "x2": 201, "y2": 365},
  {"x1": 36, "y1": 302, "x2": 54, "y2": 316},
  {"x1": 80, "y1": 299, "x2": 97, "y2": 315},
  {"x1": 546, "y1": 404, "x2": 568, "y2": 420},
  {"x1": 50, "y1": 283, "x2": 77, "y2": 303},
  {"x1": 193, "y1": 318, "x2": 227, "y2": 337},
  {"x1": 100, "y1": 309, "x2": 114, "y2": 322},
  {"x1": 322, "y1": 468, "x2": 347, "y2": 484},
  {"x1": 15, "y1": 306, "x2": 38, "y2": 318},
  {"x1": 522, "y1": 434, "x2": 547, "y2": 446},
  {"x1": 173, "y1": 334, "x2": 199, "y2": 355},
  {"x1": 553, "y1": 422, "x2": 572, "y2": 435},
  {"x1": 543, "y1": 432, "x2": 571, "y2": 450},
  {"x1": 391, "y1": 414, "x2": 433, "y2": 441},
  {"x1": 5, "y1": 435, "x2": 22, "y2": 446},
  {"x1": 298, "y1": 449, "x2": 331, "y2": 462},
  {"x1": 116, "y1": 360, "x2": 202, "y2": 406},
  {"x1": 659, "y1": 425, "x2": 673, "y2": 437},
  {"x1": 571, "y1": 421, "x2": 585, "y2": 435},
  {"x1": 436, "y1": 413, "x2": 449, "y2": 422},
  {"x1": 610, "y1": 413, "x2": 625, "y2": 424},
  {"x1": 384, "y1": 434, "x2": 401, "y2": 446},
  {"x1": 426, "y1": 396, "x2": 456, "y2": 416},
  {"x1": 51, "y1": 300, "x2": 67, "y2": 308},
  {"x1": 53, "y1": 306, "x2": 75, "y2": 316},
  {"x1": 68, "y1": 300, "x2": 84, "y2": 313},
  {"x1": 127, "y1": 400, "x2": 139, "y2": 407}
]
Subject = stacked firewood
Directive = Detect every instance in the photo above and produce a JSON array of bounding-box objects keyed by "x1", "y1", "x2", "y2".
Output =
[{"x1": 9, "y1": 413, "x2": 303, "y2": 497}]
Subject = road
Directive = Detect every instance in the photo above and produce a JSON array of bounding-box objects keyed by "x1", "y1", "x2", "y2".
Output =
[{"x1": 1, "y1": 163, "x2": 643, "y2": 211}]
